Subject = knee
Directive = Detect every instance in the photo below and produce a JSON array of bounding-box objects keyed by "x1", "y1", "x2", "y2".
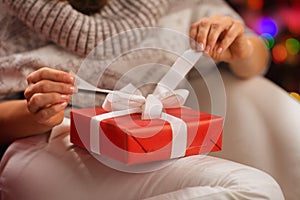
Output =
[{"x1": 223, "y1": 167, "x2": 285, "y2": 200}]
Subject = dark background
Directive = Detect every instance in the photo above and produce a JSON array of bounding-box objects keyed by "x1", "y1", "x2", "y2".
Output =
[{"x1": 226, "y1": 0, "x2": 300, "y2": 94}]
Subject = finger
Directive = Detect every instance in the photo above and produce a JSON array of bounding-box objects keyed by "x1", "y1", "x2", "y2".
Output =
[
  {"x1": 189, "y1": 23, "x2": 199, "y2": 50},
  {"x1": 24, "y1": 80, "x2": 75, "y2": 100},
  {"x1": 216, "y1": 21, "x2": 244, "y2": 53},
  {"x1": 196, "y1": 17, "x2": 211, "y2": 51},
  {"x1": 27, "y1": 67, "x2": 74, "y2": 85},
  {"x1": 27, "y1": 93, "x2": 70, "y2": 114},
  {"x1": 206, "y1": 17, "x2": 233, "y2": 54},
  {"x1": 32, "y1": 102, "x2": 68, "y2": 124}
]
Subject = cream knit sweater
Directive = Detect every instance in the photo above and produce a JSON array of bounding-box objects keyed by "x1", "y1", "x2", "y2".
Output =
[
  {"x1": 1, "y1": 0, "x2": 170, "y2": 56},
  {"x1": 0, "y1": 0, "x2": 171, "y2": 99},
  {"x1": 0, "y1": 0, "x2": 248, "y2": 101}
]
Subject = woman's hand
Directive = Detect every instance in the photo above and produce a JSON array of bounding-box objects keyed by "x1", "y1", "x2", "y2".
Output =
[
  {"x1": 24, "y1": 67, "x2": 76, "y2": 128},
  {"x1": 189, "y1": 14, "x2": 253, "y2": 63}
]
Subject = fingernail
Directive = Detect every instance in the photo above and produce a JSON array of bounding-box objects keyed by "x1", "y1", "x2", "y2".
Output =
[
  {"x1": 199, "y1": 43, "x2": 204, "y2": 51},
  {"x1": 217, "y1": 47, "x2": 223, "y2": 54},
  {"x1": 69, "y1": 76, "x2": 75, "y2": 83},
  {"x1": 196, "y1": 43, "x2": 204, "y2": 52},
  {"x1": 70, "y1": 86, "x2": 77, "y2": 93},
  {"x1": 59, "y1": 102, "x2": 68, "y2": 108},
  {"x1": 205, "y1": 45, "x2": 211, "y2": 53},
  {"x1": 61, "y1": 95, "x2": 69, "y2": 100}
]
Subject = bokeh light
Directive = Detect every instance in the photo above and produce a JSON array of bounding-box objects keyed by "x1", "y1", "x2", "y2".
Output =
[
  {"x1": 247, "y1": 0, "x2": 264, "y2": 10},
  {"x1": 285, "y1": 38, "x2": 300, "y2": 55},
  {"x1": 228, "y1": 0, "x2": 300, "y2": 94},
  {"x1": 280, "y1": 8, "x2": 300, "y2": 35},
  {"x1": 261, "y1": 33, "x2": 275, "y2": 49},
  {"x1": 272, "y1": 44, "x2": 287, "y2": 63},
  {"x1": 257, "y1": 17, "x2": 278, "y2": 37},
  {"x1": 290, "y1": 92, "x2": 300, "y2": 102}
]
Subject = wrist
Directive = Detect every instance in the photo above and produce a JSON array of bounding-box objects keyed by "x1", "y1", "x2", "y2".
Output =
[
  {"x1": 228, "y1": 36, "x2": 254, "y2": 65},
  {"x1": 228, "y1": 36, "x2": 269, "y2": 79}
]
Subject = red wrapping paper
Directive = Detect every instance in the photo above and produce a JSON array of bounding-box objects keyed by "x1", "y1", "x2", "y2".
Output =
[{"x1": 70, "y1": 107, "x2": 223, "y2": 165}]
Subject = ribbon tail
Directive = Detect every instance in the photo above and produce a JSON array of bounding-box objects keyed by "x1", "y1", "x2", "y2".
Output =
[
  {"x1": 90, "y1": 108, "x2": 141, "y2": 155},
  {"x1": 160, "y1": 112, "x2": 187, "y2": 159},
  {"x1": 153, "y1": 50, "x2": 202, "y2": 95},
  {"x1": 71, "y1": 72, "x2": 113, "y2": 94}
]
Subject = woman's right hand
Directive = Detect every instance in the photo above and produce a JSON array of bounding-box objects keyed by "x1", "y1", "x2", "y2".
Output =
[{"x1": 24, "y1": 67, "x2": 76, "y2": 128}]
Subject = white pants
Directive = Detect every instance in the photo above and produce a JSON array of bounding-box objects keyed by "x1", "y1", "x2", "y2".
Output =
[
  {"x1": 188, "y1": 69, "x2": 300, "y2": 200},
  {"x1": 0, "y1": 119, "x2": 284, "y2": 200}
]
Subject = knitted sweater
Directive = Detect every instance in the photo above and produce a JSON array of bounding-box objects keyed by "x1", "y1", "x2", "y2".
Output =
[
  {"x1": 1, "y1": 0, "x2": 170, "y2": 56},
  {"x1": 0, "y1": 0, "x2": 248, "y2": 101},
  {"x1": 0, "y1": 0, "x2": 171, "y2": 99}
]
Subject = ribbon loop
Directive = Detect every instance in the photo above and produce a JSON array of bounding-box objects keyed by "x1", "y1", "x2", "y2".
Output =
[
  {"x1": 159, "y1": 89, "x2": 189, "y2": 108},
  {"x1": 102, "y1": 85, "x2": 189, "y2": 120},
  {"x1": 102, "y1": 90, "x2": 145, "y2": 112},
  {"x1": 142, "y1": 94, "x2": 163, "y2": 120}
]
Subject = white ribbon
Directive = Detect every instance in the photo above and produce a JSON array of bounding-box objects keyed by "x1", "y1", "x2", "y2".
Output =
[{"x1": 76, "y1": 50, "x2": 203, "y2": 159}]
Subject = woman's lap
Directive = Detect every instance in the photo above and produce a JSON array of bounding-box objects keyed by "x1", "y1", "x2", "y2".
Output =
[
  {"x1": 0, "y1": 120, "x2": 284, "y2": 200},
  {"x1": 187, "y1": 69, "x2": 300, "y2": 199}
]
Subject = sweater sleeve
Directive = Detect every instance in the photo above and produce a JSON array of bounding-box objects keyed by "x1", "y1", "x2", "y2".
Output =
[{"x1": 2, "y1": 0, "x2": 170, "y2": 57}]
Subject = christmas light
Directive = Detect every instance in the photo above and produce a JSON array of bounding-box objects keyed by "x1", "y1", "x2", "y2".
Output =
[
  {"x1": 257, "y1": 17, "x2": 278, "y2": 37},
  {"x1": 286, "y1": 38, "x2": 300, "y2": 55},
  {"x1": 272, "y1": 44, "x2": 287, "y2": 63},
  {"x1": 261, "y1": 33, "x2": 275, "y2": 49},
  {"x1": 247, "y1": 0, "x2": 264, "y2": 10}
]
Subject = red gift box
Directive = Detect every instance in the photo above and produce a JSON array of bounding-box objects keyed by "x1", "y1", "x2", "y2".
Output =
[{"x1": 70, "y1": 107, "x2": 223, "y2": 165}]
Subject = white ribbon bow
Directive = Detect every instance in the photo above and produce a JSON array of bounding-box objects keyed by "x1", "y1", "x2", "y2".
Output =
[{"x1": 102, "y1": 84, "x2": 189, "y2": 120}]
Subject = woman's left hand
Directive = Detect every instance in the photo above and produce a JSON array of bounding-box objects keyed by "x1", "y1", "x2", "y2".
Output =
[{"x1": 189, "y1": 14, "x2": 253, "y2": 62}]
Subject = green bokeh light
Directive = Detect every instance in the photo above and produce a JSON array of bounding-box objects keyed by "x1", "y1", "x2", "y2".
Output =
[
  {"x1": 261, "y1": 33, "x2": 275, "y2": 49},
  {"x1": 286, "y1": 38, "x2": 300, "y2": 55}
]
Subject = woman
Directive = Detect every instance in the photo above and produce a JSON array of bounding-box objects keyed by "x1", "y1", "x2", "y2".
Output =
[
  {"x1": 0, "y1": 0, "x2": 285, "y2": 199},
  {"x1": 0, "y1": 0, "x2": 268, "y2": 143},
  {"x1": 0, "y1": 67, "x2": 284, "y2": 200}
]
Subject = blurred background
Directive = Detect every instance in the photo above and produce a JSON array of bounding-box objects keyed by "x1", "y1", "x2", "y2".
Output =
[{"x1": 226, "y1": 0, "x2": 300, "y2": 94}]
